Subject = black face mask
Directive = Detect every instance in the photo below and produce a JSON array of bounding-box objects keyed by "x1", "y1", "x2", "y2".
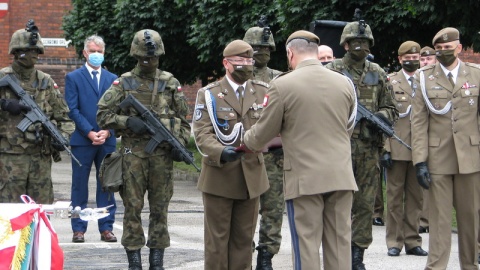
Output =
[
  {"x1": 136, "y1": 56, "x2": 159, "y2": 74},
  {"x1": 321, "y1": 61, "x2": 332, "y2": 66},
  {"x1": 436, "y1": 49, "x2": 457, "y2": 67},
  {"x1": 253, "y1": 52, "x2": 270, "y2": 68},
  {"x1": 348, "y1": 39, "x2": 370, "y2": 61},
  {"x1": 401, "y1": 60, "x2": 420, "y2": 72},
  {"x1": 15, "y1": 49, "x2": 39, "y2": 68},
  {"x1": 230, "y1": 65, "x2": 253, "y2": 84}
]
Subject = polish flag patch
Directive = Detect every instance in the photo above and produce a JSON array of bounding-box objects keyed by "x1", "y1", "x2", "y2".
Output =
[
  {"x1": 53, "y1": 83, "x2": 58, "y2": 89},
  {"x1": 113, "y1": 80, "x2": 120, "y2": 85},
  {"x1": 262, "y1": 94, "x2": 269, "y2": 107},
  {"x1": 177, "y1": 86, "x2": 182, "y2": 92}
]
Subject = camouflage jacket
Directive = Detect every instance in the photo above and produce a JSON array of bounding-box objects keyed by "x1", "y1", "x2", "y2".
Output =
[
  {"x1": 97, "y1": 68, "x2": 190, "y2": 158},
  {"x1": 0, "y1": 67, "x2": 74, "y2": 156}
]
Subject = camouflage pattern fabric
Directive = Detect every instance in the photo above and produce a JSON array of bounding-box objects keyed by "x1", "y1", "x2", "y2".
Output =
[
  {"x1": 0, "y1": 152, "x2": 53, "y2": 203},
  {"x1": 258, "y1": 151, "x2": 284, "y2": 254},
  {"x1": 119, "y1": 152, "x2": 173, "y2": 250},
  {"x1": 97, "y1": 67, "x2": 190, "y2": 251},
  {"x1": 350, "y1": 139, "x2": 380, "y2": 248},
  {"x1": 0, "y1": 66, "x2": 73, "y2": 204}
]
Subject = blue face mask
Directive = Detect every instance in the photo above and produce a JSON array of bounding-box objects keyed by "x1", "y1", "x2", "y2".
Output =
[{"x1": 88, "y1": 52, "x2": 104, "y2": 67}]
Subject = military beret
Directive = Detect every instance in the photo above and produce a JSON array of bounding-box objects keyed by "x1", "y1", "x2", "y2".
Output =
[
  {"x1": 286, "y1": 30, "x2": 320, "y2": 45},
  {"x1": 432, "y1": 27, "x2": 460, "y2": 45},
  {"x1": 397, "y1": 41, "x2": 421, "y2": 56},
  {"x1": 223, "y1": 40, "x2": 253, "y2": 58},
  {"x1": 420, "y1": 46, "x2": 435, "y2": 56}
]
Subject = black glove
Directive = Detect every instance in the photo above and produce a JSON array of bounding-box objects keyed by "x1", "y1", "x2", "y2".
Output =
[
  {"x1": 51, "y1": 140, "x2": 67, "y2": 151},
  {"x1": 374, "y1": 111, "x2": 393, "y2": 126},
  {"x1": 415, "y1": 162, "x2": 431, "y2": 189},
  {"x1": 171, "y1": 148, "x2": 191, "y2": 164},
  {"x1": 220, "y1": 146, "x2": 244, "y2": 163},
  {"x1": 380, "y1": 152, "x2": 392, "y2": 169},
  {"x1": 126, "y1": 117, "x2": 148, "y2": 134},
  {"x1": 0, "y1": 99, "x2": 31, "y2": 115}
]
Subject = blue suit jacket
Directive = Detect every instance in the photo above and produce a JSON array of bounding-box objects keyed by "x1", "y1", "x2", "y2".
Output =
[{"x1": 65, "y1": 65, "x2": 117, "y2": 146}]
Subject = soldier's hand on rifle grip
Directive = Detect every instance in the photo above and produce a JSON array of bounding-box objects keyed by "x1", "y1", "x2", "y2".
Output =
[
  {"x1": 220, "y1": 146, "x2": 244, "y2": 163},
  {"x1": 380, "y1": 152, "x2": 392, "y2": 169},
  {"x1": 126, "y1": 116, "x2": 147, "y2": 134},
  {"x1": 374, "y1": 111, "x2": 392, "y2": 126},
  {"x1": 415, "y1": 162, "x2": 431, "y2": 189},
  {"x1": 0, "y1": 98, "x2": 31, "y2": 115},
  {"x1": 171, "y1": 148, "x2": 189, "y2": 164}
]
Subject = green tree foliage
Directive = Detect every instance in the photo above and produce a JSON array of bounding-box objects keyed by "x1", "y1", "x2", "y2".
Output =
[{"x1": 63, "y1": 0, "x2": 480, "y2": 85}]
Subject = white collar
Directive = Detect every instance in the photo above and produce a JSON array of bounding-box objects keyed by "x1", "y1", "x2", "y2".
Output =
[
  {"x1": 439, "y1": 60, "x2": 460, "y2": 79},
  {"x1": 85, "y1": 64, "x2": 102, "y2": 78},
  {"x1": 225, "y1": 75, "x2": 247, "y2": 93}
]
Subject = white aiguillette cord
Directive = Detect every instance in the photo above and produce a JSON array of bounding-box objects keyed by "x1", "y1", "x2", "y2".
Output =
[{"x1": 419, "y1": 71, "x2": 452, "y2": 115}]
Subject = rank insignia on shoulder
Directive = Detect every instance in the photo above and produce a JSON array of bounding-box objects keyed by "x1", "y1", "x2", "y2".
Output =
[
  {"x1": 53, "y1": 83, "x2": 58, "y2": 89},
  {"x1": 113, "y1": 80, "x2": 120, "y2": 85},
  {"x1": 262, "y1": 94, "x2": 269, "y2": 107},
  {"x1": 252, "y1": 80, "x2": 269, "y2": 88}
]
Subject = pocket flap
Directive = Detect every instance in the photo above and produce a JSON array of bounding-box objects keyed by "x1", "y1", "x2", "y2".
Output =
[{"x1": 428, "y1": 137, "x2": 440, "y2": 147}]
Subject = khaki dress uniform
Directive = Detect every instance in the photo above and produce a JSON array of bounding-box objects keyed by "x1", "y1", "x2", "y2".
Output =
[
  {"x1": 193, "y1": 77, "x2": 269, "y2": 270},
  {"x1": 384, "y1": 71, "x2": 423, "y2": 251},
  {"x1": 244, "y1": 58, "x2": 358, "y2": 270},
  {"x1": 411, "y1": 61, "x2": 480, "y2": 270}
]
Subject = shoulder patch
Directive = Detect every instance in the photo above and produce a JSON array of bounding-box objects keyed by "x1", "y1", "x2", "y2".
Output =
[
  {"x1": 104, "y1": 92, "x2": 113, "y2": 102},
  {"x1": 53, "y1": 83, "x2": 58, "y2": 89},
  {"x1": 113, "y1": 80, "x2": 120, "y2": 85},
  {"x1": 251, "y1": 80, "x2": 269, "y2": 88}
]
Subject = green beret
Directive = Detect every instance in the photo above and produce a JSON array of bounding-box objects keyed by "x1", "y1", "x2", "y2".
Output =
[
  {"x1": 223, "y1": 40, "x2": 253, "y2": 58},
  {"x1": 286, "y1": 30, "x2": 320, "y2": 45},
  {"x1": 397, "y1": 41, "x2": 421, "y2": 56},
  {"x1": 420, "y1": 46, "x2": 435, "y2": 56},
  {"x1": 432, "y1": 27, "x2": 460, "y2": 45}
]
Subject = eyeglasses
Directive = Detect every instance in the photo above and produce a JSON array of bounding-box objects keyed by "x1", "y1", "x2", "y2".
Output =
[{"x1": 226, "y1": 58, "x2": 255, "y2": 65}]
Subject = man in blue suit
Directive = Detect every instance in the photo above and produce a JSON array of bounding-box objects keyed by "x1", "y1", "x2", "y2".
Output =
[{"x1": 65, "y1": 35, "x2": 118, "y2": 243}]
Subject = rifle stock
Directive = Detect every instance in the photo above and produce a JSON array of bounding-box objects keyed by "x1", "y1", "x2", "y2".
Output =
[
  {"x1": 119, "y1": 94, "x2": 200, "y2": 171},
  {"x1": 356, "y1": 103, "x2": 411, "y2": 150},
  {"x1": 0, "y1": 75, "x2": 82, "y2": 166}
]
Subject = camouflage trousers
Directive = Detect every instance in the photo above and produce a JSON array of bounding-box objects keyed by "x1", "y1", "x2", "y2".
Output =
[
  {"x1": 0, "y1": 152, "x2": 53, "y2": 204},
  {"x1": 351, "y1": 139, "x2": 380, "y2": 248},
  {"x1": 257, "y1": 151, "x2": 284, "y2": 254},
  {"x1": 119, "y1": 151, "x2": 174, "y2": 250}
]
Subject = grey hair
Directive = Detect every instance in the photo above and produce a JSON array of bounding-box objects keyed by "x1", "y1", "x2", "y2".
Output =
[
  {"x1": 286, "y1": 39, "x2": 318, "y2": 55},
  {"x1": 83, "y1": 35, "x2": 106, "y2": 51}
]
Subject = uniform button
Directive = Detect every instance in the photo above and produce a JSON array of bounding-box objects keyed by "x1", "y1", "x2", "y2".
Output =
[
  {"x1": 453, "y1": 94, "x2": 456, "y2": 98},
  {"x1": 454, "y1": 118, "x2": 458, "y2": 121},
  {"x1": 453, "y1": 107, "x2": 457, "y2": 110},
  {"x1": 453, "y1": 130, "x2": 457, "y2": 134}
]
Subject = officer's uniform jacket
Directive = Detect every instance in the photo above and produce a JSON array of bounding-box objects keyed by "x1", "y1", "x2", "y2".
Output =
[
  {"x1": 244, "y1": 59, "x2": 358, "y2": 200},
  {"x1": 411, "y1": 61, "x2": 480, "y2": 174},
  {"x1": 193, "y1": 77, "x2": 269, "y2": 200},
  {"x1": 384, "y1": 71, "x2": 415, "y2": 161}
]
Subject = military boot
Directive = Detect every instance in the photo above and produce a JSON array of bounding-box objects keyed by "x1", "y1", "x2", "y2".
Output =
[
  {"x1": 126, "y1": 249, "x2": 142, "y2": 270},
  {"x1": 149, "y1": 248, "x2": 165, "y2": 270},
  {"x1": 255, "y1": 246, "x2": 274, "y2": 270},
  {"x1": 352, "y1": 245, "x2": 366, "y2": 270}
]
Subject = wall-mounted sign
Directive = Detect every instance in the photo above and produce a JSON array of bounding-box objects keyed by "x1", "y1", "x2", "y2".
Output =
[
  {"x1": 0, "y1": 1, "x2": 8, "y2": 19},
  {"x1": 41, "y1": 38, "x2": 72, "y2": 48}
]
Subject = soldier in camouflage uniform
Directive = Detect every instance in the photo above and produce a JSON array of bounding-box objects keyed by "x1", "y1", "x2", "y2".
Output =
[
  {"x1": 243, "y1": 24, "x2": 283, "y2": 270},
  {"x1": 97, "y1": 29, "x2": 190, "y2": 270},
  {"x1": 325, "y1": 21, "x2": 398, "y2": 270},
  {"x1": 0, "y1": 20, "x2": 74, "y2": 204}
]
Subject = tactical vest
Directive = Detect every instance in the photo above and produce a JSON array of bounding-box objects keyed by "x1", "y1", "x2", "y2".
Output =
[
  {"x1": 118, "y1": 70, "x2": 183, "y2": 140},
  {"x1": 0, "y1": 67, "x2": 54, "y2": 154},
  {"x1": 330, "y1": 59, "x2": 384, "y2": 142}
]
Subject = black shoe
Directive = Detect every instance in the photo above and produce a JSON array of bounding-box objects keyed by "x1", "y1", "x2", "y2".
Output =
[
  {"x1": 255, "y1": 246, "x2": 274, "y2": 270},
  {"x1": 406, "y1": 246, "x2": 428, "y2": 256},
  {"x1": 387, "y1": 247, "x2": 401, "y2": 256},
  {"x1": 418, "y1": 226, "x2": 429, "y2": 233},
  {"x1": 126, "y1": 249, "x2": 142, "y2": 270},
  {"x1": 372, "y1": 217, "x2": 385, "y2": 226},
  {"x1": 352, "y1": 245, "x2": 366, "y2": 270},
  {"x1": 149, "y1": 248, "x2": 165, "y2": 270}
]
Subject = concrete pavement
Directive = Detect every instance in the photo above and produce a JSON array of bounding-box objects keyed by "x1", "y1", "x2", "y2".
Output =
[{"x1": 47, "y1": 154, "x2": 462, "y2": 269}]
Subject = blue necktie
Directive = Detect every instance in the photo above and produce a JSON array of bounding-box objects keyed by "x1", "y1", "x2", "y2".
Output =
[{"x1": 92, "y1": 70, "x2": 99, "y2": 94}]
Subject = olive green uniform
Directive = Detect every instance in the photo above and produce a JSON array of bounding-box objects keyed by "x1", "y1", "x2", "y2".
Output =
[
  {"x1": 326, "y1": 54, "x2": 398, "y2": 248},
  {"x1": 0, "y1": 65, "x2": 74, "y2": 204},
  {"x1": 97, "y1": 67, "x2": 190, "y2": 250}
]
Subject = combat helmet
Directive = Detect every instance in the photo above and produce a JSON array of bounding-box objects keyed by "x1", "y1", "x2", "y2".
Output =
[
  {"x1": 340, "y1": 21, "x2": 374, "y2": 47},
  {"x1": 130, "y1": 29, "x2": 165, "y2": 57},
  {"x1": 243, "y1": 26, "x2": 276, "y2": 51},
  {"x1": 9, "y1": 19, "x2": 45, "y2": 54}
]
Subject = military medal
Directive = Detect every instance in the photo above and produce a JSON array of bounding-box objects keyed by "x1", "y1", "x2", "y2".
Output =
[
  {"x1": 428, "y1": 75, "x2": 435, "y2": 81},
  {"x1": 469, "y1": 98, "x2": 475, "y2": 106},
  {"x1": 218, "y1": 93, "x2": 225, "y2": 99},
  {"x1": 391, "y1": 80, "x2": 398, "y2": 85},
  {"x1": 229, "y1": 113, "x2": 235, "y2": 118}
]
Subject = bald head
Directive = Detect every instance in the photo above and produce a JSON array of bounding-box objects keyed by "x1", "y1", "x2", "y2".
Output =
[{"x1": 318, "y1": 45, "x2": 334, "y2": 64}]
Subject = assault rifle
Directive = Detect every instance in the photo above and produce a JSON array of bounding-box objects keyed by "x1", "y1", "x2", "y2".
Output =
[
  {"x1": 355, "y1": 102, "x2": 411, "y2": 150},
  {"x1": 0, "y1": 75, "x2": 82, "y2": 166},
  {"x1": 119, "y1": 94, "x2": 200, "y2": 171}
]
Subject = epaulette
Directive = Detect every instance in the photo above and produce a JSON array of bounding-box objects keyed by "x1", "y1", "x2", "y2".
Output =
[
  {"x1": 465, "y1": 62, "x2": 480, "y2": 69},
  {"x1": 272, "y1": 70, "x2": 292, "y2": 81},
  {"x1": 388, "y1": 72, "x2": 398, "y2": 77},
  {"x1": 251, "y1": 80, "x2": 269, "y2": 88},
  {"x1": 202, "y1": 81, "x2": 220, "y2": 90},
  {"x1": 328, "y1": 69, "x2": 346, "y2": 76}
]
